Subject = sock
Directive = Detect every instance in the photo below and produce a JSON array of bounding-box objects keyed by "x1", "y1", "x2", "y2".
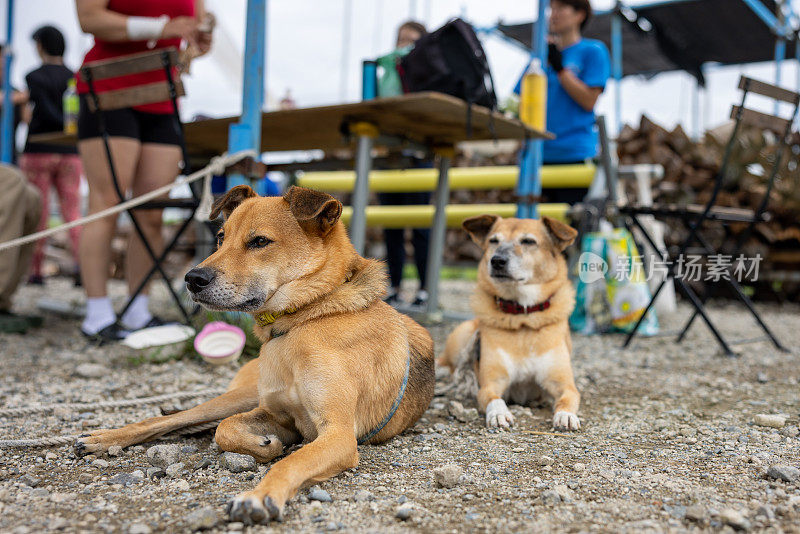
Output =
[
  {"x1": 120, "y1": 294, "x2": 152, "y2": 330},
  {"x1": 82, "y1": 297, "x2": 116, "y2": 334}
]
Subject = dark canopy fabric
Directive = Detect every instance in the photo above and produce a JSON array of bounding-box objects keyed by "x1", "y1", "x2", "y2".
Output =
[{"x1": 496, "y1": 0, "x2": 789, "y2": 85}]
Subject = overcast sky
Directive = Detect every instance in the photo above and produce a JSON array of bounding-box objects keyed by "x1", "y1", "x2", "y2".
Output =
[{"x1": 3, "y1": 0, "x2": 799, "y2": 138}]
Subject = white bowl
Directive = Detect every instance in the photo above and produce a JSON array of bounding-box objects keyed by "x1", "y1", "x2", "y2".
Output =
[{"x1": 122, "y1": 324, "x2": 195, "y2": 349}]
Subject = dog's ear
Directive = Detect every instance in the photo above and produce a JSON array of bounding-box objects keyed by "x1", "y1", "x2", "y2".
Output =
[
  {"x1": 462, "y1": 214, "x2": 499, "y2": 247},
  {"x1": 542, "y1": 216, "x2": 578, "y2": 251},
  {"x1": 210, "y1": 185, "x2": 257, "y2": 220},
  {"x1": 283, "y1": 186, "x2": 342, "y2": 236}
]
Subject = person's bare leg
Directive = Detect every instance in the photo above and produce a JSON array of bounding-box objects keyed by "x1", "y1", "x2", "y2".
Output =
[
  {"x1": 121, "y1": 143, "x2": 182, "y2": 328},
  {"x1": 78, "y1": 138, "x2": 141, "y2": 332}
]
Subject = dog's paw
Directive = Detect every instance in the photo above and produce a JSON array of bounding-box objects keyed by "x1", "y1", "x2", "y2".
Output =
[
  {"x1": 226, "y1": 493, "x2": 282, "y2": 525},
  {"x1": 553, "y1": 411, "x2": 581, "y2": 431},
  {"x1": 486, "y1": 399, "x2": 515, "y2": 429},
  {"x1": 73, "y1": 429, "x2": 115, "y2": 457}
]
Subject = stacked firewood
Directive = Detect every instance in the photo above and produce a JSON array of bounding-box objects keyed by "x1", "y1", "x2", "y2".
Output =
[{"x1": 617, "y1": 115, "x2": 800, "y2": 301}]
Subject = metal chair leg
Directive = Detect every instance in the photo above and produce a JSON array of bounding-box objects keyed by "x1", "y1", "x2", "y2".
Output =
[
  {"x1": 622, "y1": 277, "x2": 666, "y2": 348},
  {"x1": 118, "y1": 195, "x2": 194, "y2": 324},
  {"x1": 721, "y1": 275, "x2": 789, "y2": 352},
  {"x1": 86, "y1": 77, "x2": 193, "y2": 324},
  {"x1": 118, "y1": 211, "x2": 197, "y2": 320},
  {"x1": 673, "y1": 276, "x2": 736, "y2": 357},
  {"x1": 675, "y1": 233, "x2": 719, "y2": 343},
  {"x1": 677, "y1": 229, "x2": 787, "y2": 352},
  {"x1": 622, "y1": 214, "x2": 670, "y2": 348},
  {"x1": 626, "y1": 213, "x2": 735, "y2": 356}
]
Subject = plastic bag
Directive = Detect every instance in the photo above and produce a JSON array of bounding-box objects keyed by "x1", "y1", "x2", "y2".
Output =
[{"x1": 570, "y1": 227, "x2": 659, "y2": 336}]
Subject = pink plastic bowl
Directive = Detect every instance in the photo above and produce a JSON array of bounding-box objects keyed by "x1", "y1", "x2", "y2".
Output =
[{"x1": 194, "y1": 322, "x2": 246, "y2": 365}]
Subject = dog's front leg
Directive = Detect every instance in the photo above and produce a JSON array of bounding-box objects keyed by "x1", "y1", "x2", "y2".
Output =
[
  {"x1": 74, "y1": 385, "x2": 258, "y2": 456},
  {"x1": 227, "y1": 372, "x2": 359, "y2": 525},
  {"x1": 541, "y1": 355, "x2": 581, "y2": 431},
  {"x1": 227, "y1": 425, "x2": 358, "y2": 524},
  {"x1": 477, "y1": 360, "x2": 514, "y2": 429}
]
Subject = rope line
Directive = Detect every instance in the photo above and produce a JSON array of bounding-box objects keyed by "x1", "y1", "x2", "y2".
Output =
[
  {"x1": 0, "y1": 150, "x2": 256, "y2": 253},
  {"x1": 0, "y1": 388, "x2": 227, "y2": 418}
]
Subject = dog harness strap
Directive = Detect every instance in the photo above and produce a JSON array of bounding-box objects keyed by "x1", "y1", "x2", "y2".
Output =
[
  {"x1": 494, "y1": 296, "x2": 552, "y2": 315},
  {"x1": 357, "y1": 355, "x2": 411, "y2": 445}
]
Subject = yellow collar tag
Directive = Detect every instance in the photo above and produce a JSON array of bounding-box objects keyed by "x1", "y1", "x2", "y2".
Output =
[{"x1": 255, "y1": 307, "x2": 296, "y2": 328}]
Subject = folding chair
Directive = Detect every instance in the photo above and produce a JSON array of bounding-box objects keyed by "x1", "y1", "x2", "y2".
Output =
[
  {"x1": 80, "y1": 48, "x2": 198, "y2": 324},
  {"x1": 618, "y1": 76, "x2": 798, "y2": 356}
]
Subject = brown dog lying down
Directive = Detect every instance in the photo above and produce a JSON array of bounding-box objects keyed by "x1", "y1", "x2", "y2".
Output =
[
  {"x1": 439, "y1": 214, "x2": 581, "y2": 432},
  {"x1": 75, "y1": 186, "x2": 435, "y2": 524}
]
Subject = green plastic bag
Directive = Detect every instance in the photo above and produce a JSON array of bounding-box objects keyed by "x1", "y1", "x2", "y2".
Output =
[
  {"x1": 377, "y1": 45, "x2": 412, "y2": 97},
  {"x1": 570, "y1": 228, "x2": 659, "y2": 336}
]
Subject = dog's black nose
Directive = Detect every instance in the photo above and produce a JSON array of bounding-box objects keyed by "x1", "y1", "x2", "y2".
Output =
[
  {"x1": 185, "y1": 268, "x2": 216, "y2": 293},
  {"x1": 490, "y1": 255, "x2": 508, "y2": 270}
]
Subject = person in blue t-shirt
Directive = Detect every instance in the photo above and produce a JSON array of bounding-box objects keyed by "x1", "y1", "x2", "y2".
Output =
[{"x1": 531, "y1": 0, "x2": 611, "y2": 203}]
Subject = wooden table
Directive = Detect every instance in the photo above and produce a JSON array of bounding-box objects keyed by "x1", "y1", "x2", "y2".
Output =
[
  {"x1": 30, "y1": 92, "x2": 545, "y2": 155},
  {"x1": 31, "y1": 92, "x2": 550, "y2": 313}
]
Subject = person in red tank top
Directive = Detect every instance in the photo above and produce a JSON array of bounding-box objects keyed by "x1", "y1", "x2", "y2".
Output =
[{"x1": 75, "y1": 0, "x2": 212, "y2": 343}]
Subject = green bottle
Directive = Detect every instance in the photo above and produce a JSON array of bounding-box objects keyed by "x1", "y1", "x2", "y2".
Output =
[{"x1": 63, "y1": 78, "x2": 78, "y2": 135}]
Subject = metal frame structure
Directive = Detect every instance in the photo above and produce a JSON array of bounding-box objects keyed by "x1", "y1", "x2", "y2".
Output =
[
  {"x1": 475, "y1": 0, "x2": 799, "y2": 217},
  {"x1": 354, "y1": 60, "x2": 456, "y2": 314},
  {"x1": 1, "y1": 0, "x2": 15, "y2": 164},
  {"x1": 226, "y1": 0, "x2": 267, "y2": 189},
  {"x1": 516, "y1": 0, "x2": 549, "y2": 219}
]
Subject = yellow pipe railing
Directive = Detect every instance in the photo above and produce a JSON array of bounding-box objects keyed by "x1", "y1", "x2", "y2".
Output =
[
  {"x1": 339, "y1": 203, "x2": 570, "y2": 229},
  {"x1": 297, "y1": 164, "x2": 595, "y2": 193}
]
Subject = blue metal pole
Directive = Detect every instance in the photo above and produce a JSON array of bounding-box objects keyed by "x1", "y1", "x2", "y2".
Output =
[
  {"x1": 227, "y1": 0, "x2": 267, "y2": 189},
  {"x1": 796, "y1": 39, "x2": 800, "y2": 94},
  {"x1": 773, "y1": 1, "x2": 787, "y2": 114},
  {"x1": 1, "y1": 0, "x2": 15, "y2": 164},
  {"x1": 788, "y1": 2, "x2": 800, "y2": 93},
  {"x1": 517, "y1": 0, "x2": 549, "y2": 219},
  {"x1": 775, "y1": 37, "x2": 785, "y2": 83},
  {"x1": 611, "y1": 3, "x2": 623, "y2": 134},
  {"x1": 740, "y1": 0, "x2": 783, "y2": 31}
]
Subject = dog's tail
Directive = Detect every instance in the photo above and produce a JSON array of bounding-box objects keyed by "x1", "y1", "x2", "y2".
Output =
[{"x1": 437, "y1": 319, "x2": 480, "y2": 400}]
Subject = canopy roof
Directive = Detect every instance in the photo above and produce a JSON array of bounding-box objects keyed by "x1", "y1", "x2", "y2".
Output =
[{"x1": 496, "y1": 0, "x2": 790, "y2": 85}]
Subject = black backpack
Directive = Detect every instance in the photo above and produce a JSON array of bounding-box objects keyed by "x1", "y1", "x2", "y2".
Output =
[{"x1": 399, "y1": 18, "x2": 497, "y2": 136}]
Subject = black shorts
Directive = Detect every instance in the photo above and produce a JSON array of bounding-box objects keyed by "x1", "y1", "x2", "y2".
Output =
[{"x1": 77, "y1": 94, "x2": 183, "y2": 146}]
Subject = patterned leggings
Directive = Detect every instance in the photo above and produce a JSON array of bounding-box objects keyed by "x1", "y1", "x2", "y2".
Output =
[{"x1": 19, "y1": 153, "x2": 83, "y2": 278}]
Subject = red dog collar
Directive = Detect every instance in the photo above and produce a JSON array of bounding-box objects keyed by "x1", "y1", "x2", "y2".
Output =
[{"x1": 495, "y1": 296, "x2": 552, "y2": 314}]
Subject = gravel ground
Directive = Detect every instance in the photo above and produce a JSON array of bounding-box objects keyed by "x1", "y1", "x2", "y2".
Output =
[{"x1": 1, "y1": 278, "x2": 799, "y2": 533}]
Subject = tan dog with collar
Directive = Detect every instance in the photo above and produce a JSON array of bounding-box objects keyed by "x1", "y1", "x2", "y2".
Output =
[
  {"x1": 75, "y1": 186, "x2": 434, "y2": 525},
  {"x1": 439, "y1": 214, "x2": 581, "y2": 431}
]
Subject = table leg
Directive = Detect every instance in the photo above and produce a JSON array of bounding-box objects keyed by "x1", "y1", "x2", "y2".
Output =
[
  {"x1": 350, "y1": 122, "x2": 377, "y2": 255},
  {"x1": 425, "y1": 147, "x2": 453, "y2": 315}
]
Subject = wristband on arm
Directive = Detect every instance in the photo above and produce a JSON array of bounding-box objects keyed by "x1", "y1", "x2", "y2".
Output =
[
  {"x1": 126, "y1": 15, "x2": 169, "y2": 41},
  {"x1": 548, "y1": 43, "x2": 564, "y2": 73}
]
